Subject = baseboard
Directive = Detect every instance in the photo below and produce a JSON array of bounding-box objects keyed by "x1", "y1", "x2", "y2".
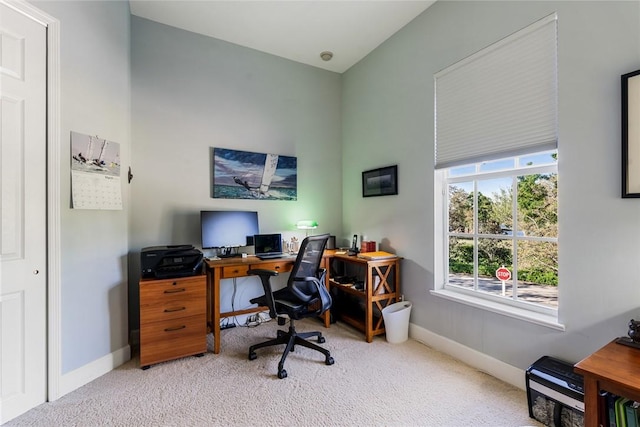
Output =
[
  {"x1": 408, "y1": 323, "x2": 526, "y2": 391},
  {"x1": 57, "y1": 345, "x2": 131, "y2": 399}
]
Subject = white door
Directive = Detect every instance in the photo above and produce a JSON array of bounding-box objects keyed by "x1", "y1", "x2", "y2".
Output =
[{"x1": 0, "y1": 3, "x2": 48, "y2": 423}]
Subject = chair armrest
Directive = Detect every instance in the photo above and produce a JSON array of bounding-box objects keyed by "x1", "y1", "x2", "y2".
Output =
[
  {"x1": 247, "y1": 268, "x2": 279, "y2": 319},
  {"x1": 291, "y1": 268, "x2": 325, "y2": 283},
  {"x1": 291, "y1": 269, "x2": 331, "y2": 314},
  {"x1": 247, "y1": 268, "x2": 279, "y2": 277}
]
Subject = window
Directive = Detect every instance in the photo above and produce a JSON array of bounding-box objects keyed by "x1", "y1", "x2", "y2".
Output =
[
  {"x1": 443, "y1": 151, "x2": 558, "y2": 314},
  {"x1": 433, "y1": 14, "x2": 559, "y2": 322}
]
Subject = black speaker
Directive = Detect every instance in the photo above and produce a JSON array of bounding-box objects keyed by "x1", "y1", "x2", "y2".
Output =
[{"x1": 326, "y1": 235, "x2": 336, "y2": 250}]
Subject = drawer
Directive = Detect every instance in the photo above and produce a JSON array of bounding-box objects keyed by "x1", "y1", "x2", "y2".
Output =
[
  {"x1": 221, "y1": 265, "x2": 250, "y2": 278},
  {"x1": 140, "y1": 315, "x2": 206, "y2": 367},
  {"x1": 258, "y1": 261, "x2": 292, "y2": 273},
  {"x1": 220, "y1": 260, "x2": 294, "y2": 278},
  {"x1": 140, "y1": 276, "x2": 205, "y2": 323},
  {"x1": 140, "y1": 292, "x2": 205, "y2": 323},
  {"x1": 140, "y1": 275, "x2": 204, "y2": 296}
]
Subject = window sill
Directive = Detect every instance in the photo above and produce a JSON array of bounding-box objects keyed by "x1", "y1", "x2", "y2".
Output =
[{"x1": 430, "y1": 289, "x2": 565, "y2": 331}]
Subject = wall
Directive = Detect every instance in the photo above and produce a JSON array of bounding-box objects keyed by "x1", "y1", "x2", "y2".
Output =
[
  {"x1": 342, "y1": 0, "x2": 640, "y2": 369},
  {"x1": 27, "y1": 0, "x2": 639, "y2": 398},
  {"x1": 30, "y1": 0, "x2": 131, "y2": 377},
  {"x1": 129, "y1": 17, "x2": 343, "y2": 330}
]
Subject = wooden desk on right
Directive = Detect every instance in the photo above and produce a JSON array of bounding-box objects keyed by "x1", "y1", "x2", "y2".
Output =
[
  {"x1": 326, "y1": 252, "x2": 402, "y2": 343},
  {"x1": 574, "y1": 339, "x2": 640, "y2": 427}
]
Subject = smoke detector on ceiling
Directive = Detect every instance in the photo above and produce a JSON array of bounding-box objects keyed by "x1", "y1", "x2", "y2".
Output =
[{"x1": 320, "y1": 51, "x2": 334, "y2": 61}]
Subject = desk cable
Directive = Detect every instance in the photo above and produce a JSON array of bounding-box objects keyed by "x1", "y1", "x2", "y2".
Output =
[{"x1": 219, "y1": 278, "x2": 271, "y2": 329}]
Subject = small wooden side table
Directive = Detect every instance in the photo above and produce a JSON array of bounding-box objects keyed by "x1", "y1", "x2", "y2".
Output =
[{"x1": 574, "y1": 339, "x2": 640, "y2": 427}]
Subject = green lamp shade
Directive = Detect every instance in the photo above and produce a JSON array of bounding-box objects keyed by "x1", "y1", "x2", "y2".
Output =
[{"x1": 296, "y1": 220, "x2": 318, "y2": 229}]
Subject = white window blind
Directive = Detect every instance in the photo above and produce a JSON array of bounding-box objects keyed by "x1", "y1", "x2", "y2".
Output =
[{"x1": 435, "y1": 14, "x2": 558, "y2": 169}]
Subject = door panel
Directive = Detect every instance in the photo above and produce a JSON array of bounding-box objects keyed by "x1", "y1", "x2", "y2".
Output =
[{"x1": 0, "y1": 3, "x2": 47, "y2": 422}]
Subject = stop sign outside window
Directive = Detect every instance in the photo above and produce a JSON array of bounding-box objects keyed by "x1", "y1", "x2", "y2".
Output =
[{"x1": 496, "y1": 267, "x2": 511, "y2": 281}]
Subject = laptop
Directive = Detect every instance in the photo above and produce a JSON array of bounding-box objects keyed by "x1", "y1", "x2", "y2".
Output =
[{"x1": 253, "y1": 233, "x2": 284, "y2": 259}]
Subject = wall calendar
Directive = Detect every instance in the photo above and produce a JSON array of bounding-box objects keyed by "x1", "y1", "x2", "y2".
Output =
[{"x1": 71, "y1": 131, "x2": 122, "y2": 210}]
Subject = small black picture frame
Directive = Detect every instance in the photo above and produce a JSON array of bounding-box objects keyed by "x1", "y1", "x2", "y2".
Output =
[
  {"x1": 362, "y1": 165, "x2": 398, "y2": 197},
  {"x1": 622, "y1": 69, "x2": 640, "y2": 198}
]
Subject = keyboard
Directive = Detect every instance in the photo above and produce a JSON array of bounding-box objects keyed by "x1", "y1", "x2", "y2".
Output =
[{"x1": 257, "y1": 253, "x2": 284, "y2": 260}]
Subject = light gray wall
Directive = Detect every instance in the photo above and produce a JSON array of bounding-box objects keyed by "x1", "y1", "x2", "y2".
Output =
[
  {"x1": 129, "y1": 17, "x2": 343, "y2": 330},
  {"x1": 30, "y1": 0, "x2": 131, "y2": 374},
  {"x1": 27, "y1": 0, "x2": 640, "y2": 384},
  {"x1": 342, "y1": 0, "x2": 640, "y2": 368}
]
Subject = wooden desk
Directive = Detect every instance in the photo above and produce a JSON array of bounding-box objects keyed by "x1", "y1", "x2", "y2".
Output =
[
  {"x1": 205, "y1": 255, "x2": 291, "y2": 354},
  {"x1": 204, "y1": 250, "x2": 402, "y2": 353},
  {"x1": 574, "y1": 339, "x2": 640, "y2": 427}
]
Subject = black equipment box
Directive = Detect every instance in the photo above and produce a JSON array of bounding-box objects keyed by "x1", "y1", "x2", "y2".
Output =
[
  {"x1": 526, "y1": 356, "x2": 584, "y2": 427},
  {"x1": 141, "y1": 245, "x2": 203, "y2": 279}
]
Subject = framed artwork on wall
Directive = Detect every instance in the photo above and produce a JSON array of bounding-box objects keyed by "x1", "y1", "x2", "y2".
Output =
[
  {"x1": 622, "y1": 69, "x2": 640, "y2": 198},
  {"x1": 362, "y1": 165, "x2": 398, "y2": 197},
  {"x1": 212, "y1": 147, "x2": 297, "y2": 200}
]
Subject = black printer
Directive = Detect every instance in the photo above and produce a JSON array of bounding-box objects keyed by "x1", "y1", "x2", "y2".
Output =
[{"x1": 141, "y1": 245, "x2": 203, "y2": 279}]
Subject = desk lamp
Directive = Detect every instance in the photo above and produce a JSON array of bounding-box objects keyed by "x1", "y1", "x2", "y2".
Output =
[{"x1": 296, "y1": 220, "x2": 318, "y2": 237}]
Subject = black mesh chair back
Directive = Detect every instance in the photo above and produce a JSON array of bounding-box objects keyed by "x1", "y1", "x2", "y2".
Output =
[
  {"x1": 247, "y1": 233, "x2": 334, "y2": 378},
  {"x1": 288, "y1": 235, "x2": 331, "y2": 311}
]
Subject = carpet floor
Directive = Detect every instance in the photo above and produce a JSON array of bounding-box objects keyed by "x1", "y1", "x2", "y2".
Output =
[{"x1": 7, "y1": 319, "x2": 542, "y2": 426}]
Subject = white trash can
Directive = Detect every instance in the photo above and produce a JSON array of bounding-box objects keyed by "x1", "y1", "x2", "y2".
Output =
[{"x1": 382, "y1": 301, "x2": 412, "y2": 344}]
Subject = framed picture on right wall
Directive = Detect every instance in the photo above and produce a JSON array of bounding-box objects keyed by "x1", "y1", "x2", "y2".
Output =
[
  {"x1": 622, "y1": 69, "x2": 640, "y2": 198},
  {"x1": 362, "y1": 165, "x2": 398, "y2": 197}
]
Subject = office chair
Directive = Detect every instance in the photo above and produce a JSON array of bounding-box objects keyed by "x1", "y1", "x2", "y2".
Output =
[{"x1": 247, "y1": 234, "x2": 334, "y2": 379}]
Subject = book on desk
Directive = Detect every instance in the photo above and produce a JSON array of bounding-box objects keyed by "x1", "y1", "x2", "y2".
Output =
[{"x1": 356, "y1": 251, "x2": 397, "y2": 261}]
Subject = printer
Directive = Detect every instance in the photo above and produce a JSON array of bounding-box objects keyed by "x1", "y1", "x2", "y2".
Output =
[{"x1": 141, "y1": 245, "x2": 203, "y2": 279}]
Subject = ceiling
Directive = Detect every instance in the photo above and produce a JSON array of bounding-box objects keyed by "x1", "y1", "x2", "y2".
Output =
[{"x1": 129, "y1": 1, "x2": 436, "y2": 73}]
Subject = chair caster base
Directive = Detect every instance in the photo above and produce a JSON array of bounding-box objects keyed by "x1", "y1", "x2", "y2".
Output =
[
  {"x1": 278, "y1": 369, "x2": 287, "y2": 379},
  {"x1": 326, "y1": 356, "x2": 335, "y2": 365},
  {"x1": 248, "y1": 351, "x2": 257, "y2": 361}
]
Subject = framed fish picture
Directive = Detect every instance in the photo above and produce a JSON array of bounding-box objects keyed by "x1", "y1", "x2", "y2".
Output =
[
  {"x1": 362, "y1": 165, "x2": 398, "y2": 197},
  {"x1": 212, "y1": 147, "x2": 297, "y2": 200}
]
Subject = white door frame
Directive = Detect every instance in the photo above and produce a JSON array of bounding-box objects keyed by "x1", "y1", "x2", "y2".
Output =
[{"x1": 3, "y1": 0, "x2": 62, "y2": 402}]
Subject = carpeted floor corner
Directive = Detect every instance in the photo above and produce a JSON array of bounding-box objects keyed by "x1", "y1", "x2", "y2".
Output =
[{"x1": 7, "y1": 319, "x2": 543, "y2": 426}]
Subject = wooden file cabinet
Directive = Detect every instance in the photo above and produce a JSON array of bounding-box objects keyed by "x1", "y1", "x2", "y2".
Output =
[{"x1": 139, "y1": 275, "x2": 207, "y2": 369}]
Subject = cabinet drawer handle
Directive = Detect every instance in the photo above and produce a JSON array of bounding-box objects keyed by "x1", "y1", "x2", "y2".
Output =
[
  {"x1": 164, "y1": 307, "x2": 186, "y2": 313},
  {"x1": 164, "y1": 325, "x2": 186, "y2": 332},
  {"x1": 164, "y1": 288, "x2": 186, "y2": 294}
]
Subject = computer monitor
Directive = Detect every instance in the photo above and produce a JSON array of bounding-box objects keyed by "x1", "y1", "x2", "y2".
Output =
[{"x1": 200, "y1": 210, "x2": 259, "y2": 250}]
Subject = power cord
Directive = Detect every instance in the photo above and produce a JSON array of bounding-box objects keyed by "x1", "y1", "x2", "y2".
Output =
[
  {"x1": 244, "y1": 311, "x2": 272, "y2": 328},
  {"x1": 220, "y1": 317, "x2": 235, "y2": 330},
  {"x1": 225, "y1": 278, "x2": 274, "y2": 328},
  {"x1": 218, "y1": 279, "x2": 242, "y2": 329},
  {"x1": 245, "y1": 314, "x2": 261, "y2": 328}
]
